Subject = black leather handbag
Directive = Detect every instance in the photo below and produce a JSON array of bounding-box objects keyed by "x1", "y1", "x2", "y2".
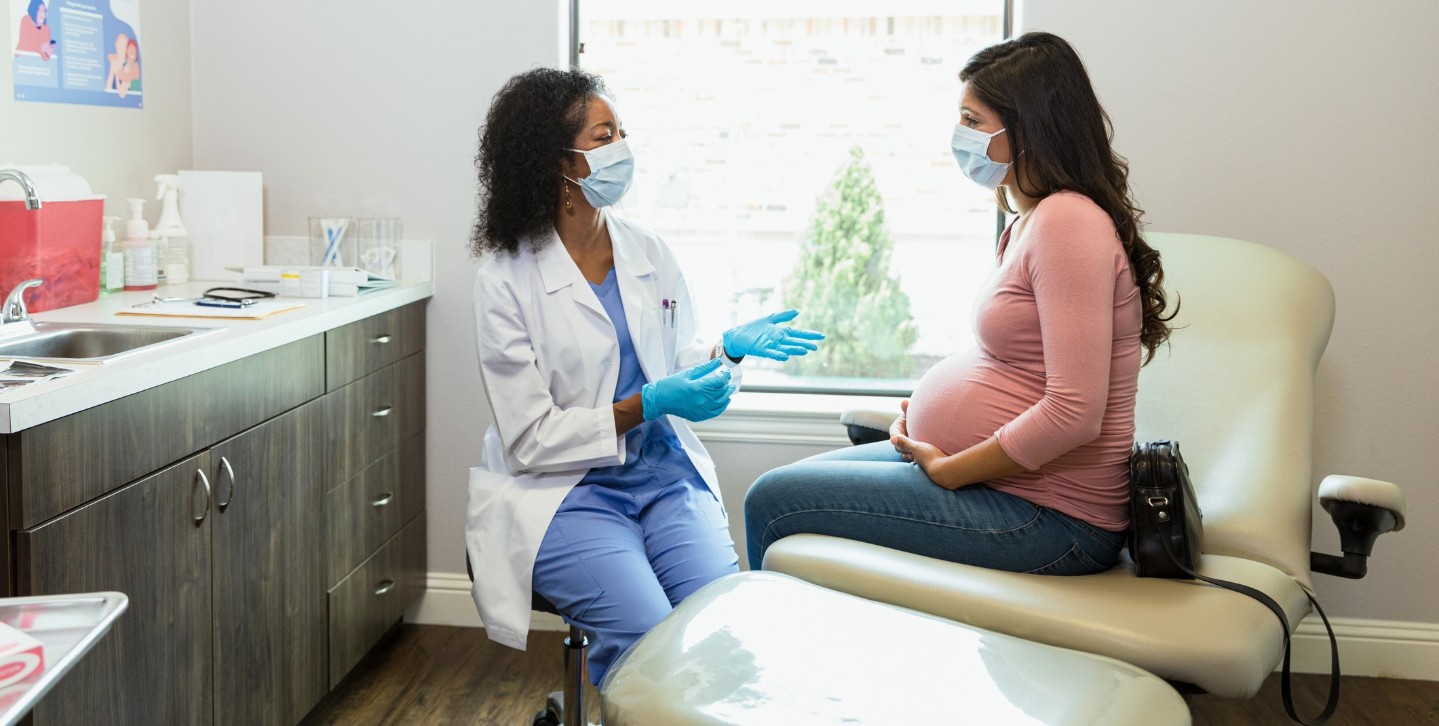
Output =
[
  {"x1": 1129, "y1": 439, "x2": 1340, "y2": 725},
  {"x1": 1129, "y1": 440, "x2": 1203, "y2": 578}
]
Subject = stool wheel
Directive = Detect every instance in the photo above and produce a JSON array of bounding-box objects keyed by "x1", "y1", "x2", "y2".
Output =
[{"x1": 531, "y1": 710, "x2": 559, "y2": 726}]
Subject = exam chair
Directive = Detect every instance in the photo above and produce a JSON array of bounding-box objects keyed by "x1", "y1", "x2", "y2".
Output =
[{"x1": 767, "y1": 232, "x2": 1407, "y2": 704}]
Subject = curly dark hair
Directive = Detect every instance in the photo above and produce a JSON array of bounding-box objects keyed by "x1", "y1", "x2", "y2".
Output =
[
  {"x1": 471, "y1": 67, "x2": 610, "y2": 257},
  {"x1": 962, "y1": 33, "x2": 1177, "y2": 365}
]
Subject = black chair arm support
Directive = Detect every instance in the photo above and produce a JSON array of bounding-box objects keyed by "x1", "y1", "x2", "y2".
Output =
[{"x1": 1310, "y1": 500, "x2": 1400, "y2": 579}]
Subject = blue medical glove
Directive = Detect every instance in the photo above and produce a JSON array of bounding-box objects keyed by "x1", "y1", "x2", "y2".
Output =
[
  {"x1": 641, "y1": 358, "x2": 736, "y2": 422},
  {"x1": 722, "y1": 309, "x2": 826, "y2": 362}
]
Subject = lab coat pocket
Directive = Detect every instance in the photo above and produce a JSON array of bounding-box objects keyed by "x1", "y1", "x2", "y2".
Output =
[
  {"x1": 656, "y1": 306, "x2": 678, "y2": 367},
  {"x1": 467, "y1": 467, "x2": 509, "y2": 524}
]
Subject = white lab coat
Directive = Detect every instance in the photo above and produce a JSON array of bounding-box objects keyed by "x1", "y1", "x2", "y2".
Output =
[{"x1": 466, "y1": 210, "x2": 733, "y2": 649}]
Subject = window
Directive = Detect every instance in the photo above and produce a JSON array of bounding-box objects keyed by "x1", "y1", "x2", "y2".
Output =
[{"x1": 580, "y1": 1, "x2": 1010, "y2": 395}]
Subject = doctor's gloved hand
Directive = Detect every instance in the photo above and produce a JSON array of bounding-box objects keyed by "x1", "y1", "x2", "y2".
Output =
[
  {"x1": 722, "y1": 309, "x2": 826, "y2": 362},
  {"x1": 641, "y1": 358, "x2": 736, "y2": 423}
]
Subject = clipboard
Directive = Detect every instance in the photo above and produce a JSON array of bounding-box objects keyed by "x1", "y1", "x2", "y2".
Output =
[{"x1": 115, "y1": 299, "x2": 308, "y2": 320}]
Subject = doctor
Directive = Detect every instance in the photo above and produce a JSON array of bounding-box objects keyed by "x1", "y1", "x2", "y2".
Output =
[{"x1": 466, "y1": 67, "x2": 822, "y2": 684}]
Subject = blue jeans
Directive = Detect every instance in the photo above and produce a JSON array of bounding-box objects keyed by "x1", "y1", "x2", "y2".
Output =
[{"x1": 744, "y1": 442, "x2": 1125, "y2": 575}]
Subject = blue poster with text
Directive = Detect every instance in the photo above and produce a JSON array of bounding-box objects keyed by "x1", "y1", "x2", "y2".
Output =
[{"x1": 10, "y1": 0, "x2": 144, "y2": 108}]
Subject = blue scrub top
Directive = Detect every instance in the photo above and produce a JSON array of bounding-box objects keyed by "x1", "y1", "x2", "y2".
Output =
[{"x1": 579, "y1": 268, "x2": 701, "y2": 491}]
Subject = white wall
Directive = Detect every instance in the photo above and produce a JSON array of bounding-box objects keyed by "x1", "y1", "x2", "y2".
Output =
[
  {"x1": 1021, "y1": 1, "x2": 1439, "y2": 623},
  {"x1": 0, "y1": 0, "x2": 192, "y2": 215},
  {"x1": 189, "y1": 0, "x2": 563, "y2": 578},
  {"x1": 189, "y1": 0, "x2": 1438, "y2": 630}
]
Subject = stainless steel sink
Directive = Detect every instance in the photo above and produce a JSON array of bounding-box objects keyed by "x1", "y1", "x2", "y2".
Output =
[{"x1": 0, "y1": 322, "x2": 218, "y2": 363}]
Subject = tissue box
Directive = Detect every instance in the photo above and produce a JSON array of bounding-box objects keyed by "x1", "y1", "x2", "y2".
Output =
[{"x1": 0, "y1": 621, "x2": 45, "y2": 689}]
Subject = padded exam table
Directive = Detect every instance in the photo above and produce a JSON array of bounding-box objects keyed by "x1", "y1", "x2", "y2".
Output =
[{"x1": 601, "y1": 571, "x2": 1188, "y2": 725}]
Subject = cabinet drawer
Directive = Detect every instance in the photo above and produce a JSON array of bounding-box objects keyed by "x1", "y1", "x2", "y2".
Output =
[
  {"x1": 329, "y1": 516, "x2": 422, "y2": 688},
  {"x1": 324, "y1": 365, "x2": 401, "y2": 487},
  {"x1": 13, "y1": 337, "x2": 323, "y2": 528},
  {"x1": 325, "y1": 302, "x2": 426, "y2": 391},
  {"x1": 326, "y1": 450, "x2": 404, "y2": 586}
]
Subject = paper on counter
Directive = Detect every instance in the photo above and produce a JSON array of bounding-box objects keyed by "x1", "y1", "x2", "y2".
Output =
[{"x1": 116, "y1": 299, "x2": 307, "y2": 320}]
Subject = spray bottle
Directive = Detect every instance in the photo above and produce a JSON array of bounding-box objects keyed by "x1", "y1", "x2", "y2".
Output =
[
  {"x1": 122, "y1": 198, "x2": 158, "y2": 291},
  {"x1": 100, "y1": 215, "x2": 124, "y2": 293},
  {"x1": 154, "y1": 174, "x2": 190, "y2": 285}
]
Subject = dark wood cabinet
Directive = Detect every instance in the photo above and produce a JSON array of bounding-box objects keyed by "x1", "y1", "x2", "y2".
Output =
[
  {"x1": 322, "y1": 321, "x2": 427, "y2": 689},
  {"x1": 210, "y1": 402, "x2": 327, "y2": 726},
  {"x1": 18, "y1": 455, "x2": 214, "y2": 725},
  {"x1": 1, "y1": 299, "x2": 427, "y2": 725}
]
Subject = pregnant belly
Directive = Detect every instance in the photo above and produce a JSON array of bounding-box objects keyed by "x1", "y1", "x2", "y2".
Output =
[{"x1": 906, "y1": 350, "x2": 1040, "y2": 456}]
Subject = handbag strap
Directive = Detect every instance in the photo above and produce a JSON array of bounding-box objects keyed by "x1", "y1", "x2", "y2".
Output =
[{"x1": 1159, "y1": 528, "x2": 1340, "y2": 725}]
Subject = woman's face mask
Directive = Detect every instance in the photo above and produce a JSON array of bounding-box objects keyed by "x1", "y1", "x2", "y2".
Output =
[
  {"x1": 950, "y1": 124, "x2": 1011, "y2": 190},
  {"x1": 566, "y1": 139, "x2": 634, "y2": 208}
]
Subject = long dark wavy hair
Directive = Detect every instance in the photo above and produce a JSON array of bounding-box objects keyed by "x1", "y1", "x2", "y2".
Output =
[
  {"x1": 471, "y1": 68, "x2": 609, "y2": 256},
  {"x1": 962, "y1": 32, "x2": 1175, "y2": 364}
]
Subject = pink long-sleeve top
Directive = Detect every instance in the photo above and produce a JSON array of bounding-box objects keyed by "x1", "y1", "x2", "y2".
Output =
[{"x1": 906, "y1": 191, "x2": 1140, "y2": 532}]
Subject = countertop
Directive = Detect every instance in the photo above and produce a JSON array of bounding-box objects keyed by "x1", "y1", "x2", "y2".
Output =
[{"x1": 0, "y1": 282, "x2": 433, "y2": 434}]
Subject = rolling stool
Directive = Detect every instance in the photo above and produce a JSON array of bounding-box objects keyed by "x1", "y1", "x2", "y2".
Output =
[{"x1": 466, "y1": 555, "x2": 589, "y2": 726}]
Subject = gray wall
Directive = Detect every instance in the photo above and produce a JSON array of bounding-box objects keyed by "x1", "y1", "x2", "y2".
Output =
[
  {"x1": 1021, "y1": 0, "x2": 1438, "y2": 622},
  {"x1": 189, "y1": 0, "x2": 564, "y2": 582},
  {"x1": 0, "y1": 0, "x2": 192, "y2": 215},
  {"x1": 188, "y1": 0, "x2": 1437, "y2": 627}
]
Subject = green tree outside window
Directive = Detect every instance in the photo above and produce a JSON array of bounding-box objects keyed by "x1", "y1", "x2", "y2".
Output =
[{"x1": 782, "y1": 146, "x2": 917, "y2": 378}]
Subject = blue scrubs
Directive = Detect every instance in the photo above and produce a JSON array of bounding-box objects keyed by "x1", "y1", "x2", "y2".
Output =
[{"x1": 531, "y1": 268, "x2": 738, "y2": 685}]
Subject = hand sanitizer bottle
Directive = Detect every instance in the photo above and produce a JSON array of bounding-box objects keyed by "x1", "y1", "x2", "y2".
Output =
[
  {"x1": 154, "y1": 174, "x2": 190, "y2": 285},
  {"x1": 100, "y1": 215, "x2": 125, "y2": 293},
  {"x1": 122, "y1": 198, "x2": 158, "y2": 291}
]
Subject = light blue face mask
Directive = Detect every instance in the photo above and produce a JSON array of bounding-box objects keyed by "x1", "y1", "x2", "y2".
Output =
[
  {"x1": 565, "y1": 139, "x2": 634, "y2": 208},
  {"x1": 950, "y1": 123, "x2": 1011, "y2": 190}
]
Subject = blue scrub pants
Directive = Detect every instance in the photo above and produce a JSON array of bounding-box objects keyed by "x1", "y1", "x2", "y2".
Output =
[{"x1": 532, "y1": 447, "x2": 738, "y2": 686}]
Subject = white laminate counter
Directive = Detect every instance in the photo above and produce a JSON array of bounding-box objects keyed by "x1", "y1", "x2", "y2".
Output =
[{"x1": 0, "y1": 282, "x2": 433, "y2": 434}]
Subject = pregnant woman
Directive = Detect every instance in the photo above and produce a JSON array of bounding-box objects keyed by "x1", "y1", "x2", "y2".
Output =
[{"x1": 744, "y1": 31, "x2": 1176, "y2": 576}]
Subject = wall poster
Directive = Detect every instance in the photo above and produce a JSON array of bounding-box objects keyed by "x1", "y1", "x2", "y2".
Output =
[{"x1": 10, "y1": 0, "x2": 144, "y2": 108}]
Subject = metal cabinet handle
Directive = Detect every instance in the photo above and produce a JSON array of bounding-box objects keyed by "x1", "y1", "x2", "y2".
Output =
[
  {"x1": 371, "y1": 406, "x2": 392, "y2": 418},
  {"x1": 216, "y1": 456, "x2": 237, "y2": 511},
  {"x1": 371, "y1": 492, "x2": 394, "y2": 508},
  {"x1": 194, "y1": 469, "x2": 212, "y2": 525},
  {"x1": 371, "y1": 335, "x2": 391, "y2": 345},
  {"x1": 374, "y1": 579, "x2": 396, "y2": 596}
]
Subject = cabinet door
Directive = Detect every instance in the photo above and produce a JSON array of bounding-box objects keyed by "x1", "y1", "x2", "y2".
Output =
[
  {"x1": 211, "y1": 401, "x2": 326, "y2": 726},
  {"x1": 17, "y1": 455, "x2": 214, "y2": 726}
]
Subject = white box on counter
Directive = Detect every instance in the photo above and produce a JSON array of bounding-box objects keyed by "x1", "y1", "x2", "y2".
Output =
[{"x1": 179, "y1": 170, "x2": 264, "y2": 281}]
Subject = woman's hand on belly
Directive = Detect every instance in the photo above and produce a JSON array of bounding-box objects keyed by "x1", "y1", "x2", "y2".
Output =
[
  {"x1": 891, "y1": 433, "x2": 1027, "y2": 491},
  {"x1": 891, "y1": 431, "x2": 942, "y2": 476},
  {"x1": 891, "y1": 399, "x2": 913, "y2": 462}
]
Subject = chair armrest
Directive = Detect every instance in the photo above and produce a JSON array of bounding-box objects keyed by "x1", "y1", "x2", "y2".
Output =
[
  {"x1": 839, "y1": 409, "x2": 899, "y2": 446},
  {"x1": 1318, "y1": 475, "x2": 1406, "y2": 531},
  {"x1": 1311, "y1": 475, "x2": 1405, "y2": 579}
]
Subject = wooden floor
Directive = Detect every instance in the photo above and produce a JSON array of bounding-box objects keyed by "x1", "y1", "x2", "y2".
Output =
[{"x1": 303, "y1": 624, "x2": 1439, "y2": 725}]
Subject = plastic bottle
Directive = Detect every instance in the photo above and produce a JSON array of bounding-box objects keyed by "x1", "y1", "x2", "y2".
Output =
[
  {"x1": 100, "y1": 215, "x2": 125, "y2": 293},
  {"x1": 122, "y1": 198, "x2": 158, "y2": 291},
  {"x1": 154, "y1": 174, "x2": 190, "y2": 285}
]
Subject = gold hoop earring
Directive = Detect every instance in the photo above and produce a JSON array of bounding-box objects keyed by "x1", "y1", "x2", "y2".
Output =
[{"x1": 564, "y1": 181, "x2": 573, "y2": 211}]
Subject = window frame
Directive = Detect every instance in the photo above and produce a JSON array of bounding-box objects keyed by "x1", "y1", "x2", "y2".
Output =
[{"x1": 571, "y1": 0, "x2": 1015, "y2": 399}]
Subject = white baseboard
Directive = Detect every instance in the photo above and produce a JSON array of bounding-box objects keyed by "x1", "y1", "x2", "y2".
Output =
[
  {"x1": 408, "y1": 571, "x2": 1439, "y2": 682},
  {"x1": 1290, "y1": 617, "x2": 1439, "y2": 681},
  {"x1": 406, "y1": 572, "x2": 567, "y2": 632}
]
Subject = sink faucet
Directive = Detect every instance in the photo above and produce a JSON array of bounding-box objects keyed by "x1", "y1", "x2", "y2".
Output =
[
  {"x1": 2, "y1": 279, "x2": 43, "y2": 327},
  {"x1": 0, "y1": 169, "x2": 42, "y2": 210}
]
